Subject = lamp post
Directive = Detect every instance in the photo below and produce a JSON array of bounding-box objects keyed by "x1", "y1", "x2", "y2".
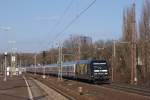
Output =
[{"x1": 3, "y1": 52, "x2": 7, "y2": 82}]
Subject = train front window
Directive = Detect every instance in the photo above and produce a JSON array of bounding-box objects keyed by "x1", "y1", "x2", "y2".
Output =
[
  {"x1": 92, "y1": 61, "x2": 108, "y2": 74},
  {"x1": 92, "y1": 62, "x2": 107, "y2": 70}
]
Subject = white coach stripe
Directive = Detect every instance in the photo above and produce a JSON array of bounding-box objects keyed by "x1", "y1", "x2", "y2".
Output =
[{"x1": 23, "y1": 76, "x2": 33, "y2": 100}]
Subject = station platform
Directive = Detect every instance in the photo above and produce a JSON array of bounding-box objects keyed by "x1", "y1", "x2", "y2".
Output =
[
  {"x1": 0, "y1": 75, "x2": 67, "y2": 100},
  {"x1": 0, "y1": 75, "x2": 29, "y2": 100}
]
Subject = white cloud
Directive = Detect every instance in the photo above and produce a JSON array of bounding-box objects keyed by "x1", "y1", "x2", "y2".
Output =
[{"x1": 0, "y1": 26, "x2": 12, "y2": 31}]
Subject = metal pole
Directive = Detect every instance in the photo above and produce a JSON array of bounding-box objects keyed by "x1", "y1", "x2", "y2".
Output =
[
  {"x1": 112, "y1": 40, "x2": 116, "y2": 82},
  {"x1": 2, "y1": 60, "x2": 4, "y2": 75},
  {"x1": 60, "y1": 43, "x2": 62, "y2": 80},
  {"x1": 58, "y1": 44, "x2": 60, "y2": 80},
  {"x1": 19, "y1": 59, "x2": 22, "y2": 75},
  {"x1": 43, "y1": 65, "x2": 45, "y2": 78},
  {"x1": 58, "y1": 42, "x2": 63, "y2": 80},
  {"x1": 79, "y1": 37, "x2": 81, "y2": 60},
  {"x1": 43, "y1": 53, "x2": 46, "y2": 78},
  {"x1": 3, "y1": 52, "x2": 7, "y2": 82},
  {"x1": 131, "y1": 1, "x2": 137, "y2": 85},
  {"x1": 34, "y1": 54, "x2": 36, "y2": 75},
  {"x1": 10, "y1": 53, "x2": 12, "y2": 76},
  {"x1": 43, "y1": 51, "x2": 46, "y2": 79},
  {"x1": 0, "y1": 61, "x2": 2, "y2": 75},
  {"x1": 58, "y1": 42, "x2": 63, "y2": 81}
]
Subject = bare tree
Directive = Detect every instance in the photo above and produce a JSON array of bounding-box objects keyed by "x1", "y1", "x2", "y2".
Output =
[
  {"x1": 139, "y1": 0, "x2": 150, "y2": 84},
  {"x1": 118, "y1": 3, "x2": 137, "y2": 83}
]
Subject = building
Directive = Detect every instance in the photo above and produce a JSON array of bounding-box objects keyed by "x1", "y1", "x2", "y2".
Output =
[{"x1": 79, "y1": 36, "x2": 92, "y2": 46}]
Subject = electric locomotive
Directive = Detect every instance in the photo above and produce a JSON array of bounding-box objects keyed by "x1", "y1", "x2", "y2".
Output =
[{"x1": 75, "y1": 59, "x2": 109, "y2": 82}]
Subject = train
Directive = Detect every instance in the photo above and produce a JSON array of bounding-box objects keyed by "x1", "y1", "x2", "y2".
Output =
[{"x1": 26, "y1": 59, "x2": 110, "y2": 83}]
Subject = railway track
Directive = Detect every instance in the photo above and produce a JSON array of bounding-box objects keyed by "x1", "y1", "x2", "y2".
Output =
[
  {"x1": 39, "y1": 79, "x2": 76, "y2": 100},
  {"x1": 102, "y1": 83, "x2": 150, "y2": 97},
  {"x1": 26, "y1": 74, "x2": 150, "y2": 100}
]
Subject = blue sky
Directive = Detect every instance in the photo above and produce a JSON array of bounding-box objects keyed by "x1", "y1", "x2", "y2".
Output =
[{"x1": 0, "y1": 0, "x2": 143, "y2": 53}]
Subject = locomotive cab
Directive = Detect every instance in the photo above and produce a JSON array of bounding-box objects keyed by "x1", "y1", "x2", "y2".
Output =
[{"x1": 90, "y1": 60, "x2": 109, "y2": 82}]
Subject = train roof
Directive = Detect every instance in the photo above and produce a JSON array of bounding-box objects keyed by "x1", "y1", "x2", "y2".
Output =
[
  {"x1": 45, "y1": 64, "x2": 58, "y2": 68},
  {"x1": 63, "y1": 60, "x2": 91, "y2": 65},
  {"x1": 63, "y1": 59, "x2": 107, "y2": 64},
  {"x1": 27, "y1": 59, "x2": 107, "y2": 68}
]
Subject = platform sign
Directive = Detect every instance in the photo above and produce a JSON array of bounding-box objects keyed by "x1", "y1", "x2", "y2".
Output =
[
  {"x1": 19, "y1": 71, "x2": 22, "y2": 75},
  {"x1": 7, "y1": 72, "x2": 9, "y2": 76},
  {"x1": 7, "y1": 67, "x2": 10, "y2": 71},
  {"x1": 11, "y1": 56, "x2": 16, "y2": 62},
  {"x1": 7, "y1": 67, "x2": 10, "y2": 76},
  {"x1": 15, "y1": 68, "x2": 19, "y2": 76}
]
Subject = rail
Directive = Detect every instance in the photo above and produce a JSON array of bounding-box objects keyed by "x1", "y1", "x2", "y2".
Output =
[{"x1": 102, "y1": 83, "x2": 150, "y2": 97}]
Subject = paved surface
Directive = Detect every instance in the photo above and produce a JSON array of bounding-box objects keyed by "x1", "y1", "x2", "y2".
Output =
[
  {"x1": 0, "y1": 75, "x2": 53, "y2": 100},
  {"x1": 0, "y1": 76, "x2": 29, "y2": 100},
  {"x1": 0, "y1": 75, "x2": 69, "y2": 100},
  {"x1": 27, "y1": 77, "x2": 49, "y2": 100}
]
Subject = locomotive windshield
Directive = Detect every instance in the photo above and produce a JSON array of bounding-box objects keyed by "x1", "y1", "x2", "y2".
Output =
[
  {"x1": 91, "y1": 60, "x2": 108, "y2": 74},
  {"x1": 92, "y1": 61, "x2": 107, "y2": 69}
]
